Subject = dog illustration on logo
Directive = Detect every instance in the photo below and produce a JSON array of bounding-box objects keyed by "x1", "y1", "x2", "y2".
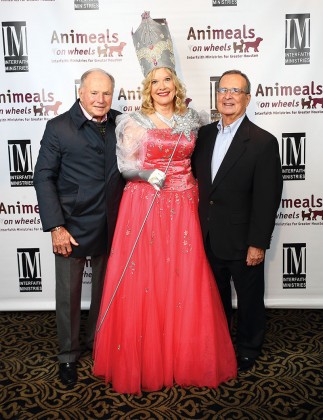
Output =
[
  {"x1": 43, "y1": 101, "x2": 62, "y2": 116},
  {"x1": 33, "y1": 103, "x2": 44, "y2": 116},
  {"x1": 244, "y1": 37, "x2": 263, "y2": 52},
  {"x1": 97, "y1": 44, "x2": 109, "y2": 57},
  {"x1": 301, "y1": 97, "x2": 312, "y2": 109},
  {"x1": 233, "y1": 40, "x2": 244, "y2": 53},
  {"x1": 107, "y1": 42, "x2": 127, "y2": 57},
  {"x1": 311, "y1": 209, "x2": 323, "y2": 220},
  {"x1": 311, "y1": 97, "x2": 323, "y2": 109},
  {"x1": 301, "y1": 208, "x2": 312, "y2": 221}
]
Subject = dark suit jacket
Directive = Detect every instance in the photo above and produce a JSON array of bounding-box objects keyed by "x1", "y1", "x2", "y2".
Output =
[
  {"x1": 192, "y1": 116, "x2": 283, "y2": 260},
  {"x1": 33, "y1": 100, "x2": 124, "y2": 258}
]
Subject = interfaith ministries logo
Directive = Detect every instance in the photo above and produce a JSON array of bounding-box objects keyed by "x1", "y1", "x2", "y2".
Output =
[
  {"x1": 212, "y1": 0, "x2": 237, "y2": 6},
  {"x1": 7, "y1": 140, "x2": 33, "y2": 187},
  {"x1": 17, "y1": 248, "x2": 42, "y2": 292},
  {"x1": 74, "y1": 0, "x2": 99, "y2": 10},
  {"x1": 282, "y1": 243, "x2": 306, "y2": 289},
  {"x1": 1, "y1": 21, "x2": 29, "y2": 72},
  {"x1": 281, "y1": 133, "x2": 305, "y2": 181},
  {"x1": 285, "y1": 14, "x2": 310, "y2": 65},
  {"x1": 75, "y1": 79, "x2": 81, "y2": 100},
  {"x1": 210, "y1": 76, "x2": 221, "y2": 122}
]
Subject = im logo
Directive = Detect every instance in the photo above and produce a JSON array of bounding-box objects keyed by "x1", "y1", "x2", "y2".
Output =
[
  {"x1": 285, "y1": 14, "x2": 310, "y2": 65},
  {"x1": 2, "y1": 21, "x2": 29, "y2": 72},
  {"x1": 281, "y1": 133, "x2": 305, "y2": 181},
  {"x1": 7, "y1": 140, "x2": 33, "y2": 187},
  {"x1": 17, "y1": 248, "x2": 42, "y2": 292},
  {"x1": 282, "y1": 243, "x2": 306, "y2": 289}
]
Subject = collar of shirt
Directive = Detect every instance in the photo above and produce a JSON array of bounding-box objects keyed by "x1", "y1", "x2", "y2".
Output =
[
  {"x1": 79, "y1": 101, "x2": 108, "y2": 123},
  {"x1": 217, "y1": 113, "x2": 245, "y2": 136},
  {"x1": 211, "y1": 114, "x2": 246, "y2": 181}
]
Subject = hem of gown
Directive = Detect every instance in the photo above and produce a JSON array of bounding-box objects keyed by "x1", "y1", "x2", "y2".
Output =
[{"x1": 93, "y1": 371, "x2": 237, "y2": 396}]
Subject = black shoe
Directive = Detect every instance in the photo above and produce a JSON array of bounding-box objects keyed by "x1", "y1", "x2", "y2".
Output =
[
  {"x1": 59, "y1": 362, "x2": 77, "y2": 385},
  {"x1": 238, "y1": 356, "x2": 256, "y2": 372}
]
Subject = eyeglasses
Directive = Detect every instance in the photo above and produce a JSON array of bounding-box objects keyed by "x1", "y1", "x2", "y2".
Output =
[{"x1": 217, "y1": 87, "x2": 249, "y2": 95}]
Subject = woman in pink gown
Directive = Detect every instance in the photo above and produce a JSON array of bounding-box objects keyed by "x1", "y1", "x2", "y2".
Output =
[{"x1": 92, "y1": 65, "x2": 237, "y2": 395}]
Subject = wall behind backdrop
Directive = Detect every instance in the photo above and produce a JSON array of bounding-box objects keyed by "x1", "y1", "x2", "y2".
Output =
[{"x1": 1, "y1": 0, "x2": 322, "y2": 310}]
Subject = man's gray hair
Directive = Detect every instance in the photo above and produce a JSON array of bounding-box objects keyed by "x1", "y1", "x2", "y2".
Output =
[
  {"x1": 219, "y1": 69, "x2": 251, "y2": 94},
  {"x1": 80, "y1": 68, "x2": 115, "y2": 91}
]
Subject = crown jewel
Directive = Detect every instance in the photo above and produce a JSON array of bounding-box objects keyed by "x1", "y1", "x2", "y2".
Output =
[{"x1": 132, "y1": 11, "x2": 176, "y2": 77}]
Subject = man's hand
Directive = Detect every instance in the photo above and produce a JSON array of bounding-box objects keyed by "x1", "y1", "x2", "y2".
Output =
[
  {"x1": 246, "y1": 246, "x2": 265, "y2": 266},
  {"x1": 51, "y1": 227, "x2": 79, "y2": 257}
]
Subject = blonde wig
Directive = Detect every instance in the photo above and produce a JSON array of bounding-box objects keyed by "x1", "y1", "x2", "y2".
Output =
[{"x1": 141, "y1": 68, "x2": 187, "y2": 115}]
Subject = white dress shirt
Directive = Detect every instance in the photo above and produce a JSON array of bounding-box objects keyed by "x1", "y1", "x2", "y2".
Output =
[{"x1": 211, "y1": 114, "x2": 245, "y2": 181}]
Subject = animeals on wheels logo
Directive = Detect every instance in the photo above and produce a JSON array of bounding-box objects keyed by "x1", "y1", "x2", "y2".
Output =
[
  {"x1": 2, "y1": 21, "x2": 29, "y2": 72},
  {"x1": 281, "y1": 133, "x2": 305, "y2": 181},
  {"x1": 253, "y1": 80, "x2": 323, "y2": 117},
  {"x1": 285, "y1": 14, "x2": 310, "y2": 65},
  {"x1": 0, "y1": 88, "x2": 63, "y2": 124},
  {"x1": 186, "y1": 24, "x2": 263, "y2": 61},
  {"x1": 276, "y1": 194, "x2": 323, "y2": 228},
  {"x1": 17, "y1": 248, "x2": 42, "y2": 292},
  {"x1": 283, "y1": 243, "x2": 306, "y2": 289},
  {"x1": 8, "y1": 140, "x2": 33, "y2": 187},
  {"x1": 50, "y1": 28, "x2": 127, "y2": 65}
]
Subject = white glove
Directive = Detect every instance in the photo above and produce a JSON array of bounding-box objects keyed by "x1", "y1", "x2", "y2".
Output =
[
  {"x1": 147, "y1": 169, "x2": 166, "y2": 190},
  {"x1": 122, "y1": 169, "x2": 166, "y2": 191}
]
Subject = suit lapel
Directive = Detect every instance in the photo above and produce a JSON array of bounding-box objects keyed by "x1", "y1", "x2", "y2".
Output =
[
  {"x1": 211, "y1": 116, "x2": 250, "y2": 191},
  {"x1": 202, "y1": 123, "x2": 218, "y2": 185}
]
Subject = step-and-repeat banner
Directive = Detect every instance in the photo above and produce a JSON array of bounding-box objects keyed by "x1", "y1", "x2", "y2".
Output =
[{"x1": 1, "y1": 0, "x2": 322, "y2": 310}]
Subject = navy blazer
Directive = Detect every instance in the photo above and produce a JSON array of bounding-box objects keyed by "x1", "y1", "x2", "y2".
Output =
[
  {"x1": 34, "y1": 100, "x2": 124, "y2": 257},
  {"x1": 192, "y1": 116, "x2": 283, "y2": 260}
]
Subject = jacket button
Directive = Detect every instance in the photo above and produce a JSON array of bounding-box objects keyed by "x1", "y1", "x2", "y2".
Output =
[{"x1": 209, "y1": 200, "x2": 214, "y2": 205}]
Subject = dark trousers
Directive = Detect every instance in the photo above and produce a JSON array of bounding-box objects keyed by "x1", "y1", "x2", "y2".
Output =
[
  {"x1": 55, "y1": 254, "x2": 107, "y2": 363},
  {"x1": 205, "y1": 237, "x2": 265, "y2": 359}
]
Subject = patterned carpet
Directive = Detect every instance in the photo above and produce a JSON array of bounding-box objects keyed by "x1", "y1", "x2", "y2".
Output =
[{"x1": 0, "y1": 309, "x2": 322, "y2": 419}]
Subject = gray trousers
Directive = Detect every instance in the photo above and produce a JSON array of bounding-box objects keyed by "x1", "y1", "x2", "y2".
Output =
[{"x1": 55, "y1": 254, "x2": 107, "y2": 363}]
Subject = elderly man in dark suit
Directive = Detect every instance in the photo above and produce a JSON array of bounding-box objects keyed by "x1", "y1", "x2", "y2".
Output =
[
  {"x1": 192, "y1": 70, "x2": 283, "y2": 373},
  {"x1": 34, "y1": 68, "x2": 124, "y2": 385}
]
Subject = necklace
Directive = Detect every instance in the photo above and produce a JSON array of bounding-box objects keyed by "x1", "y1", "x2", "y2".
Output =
[{"x1": 155, "y1": 111, "x2": 176, "y2": 128}]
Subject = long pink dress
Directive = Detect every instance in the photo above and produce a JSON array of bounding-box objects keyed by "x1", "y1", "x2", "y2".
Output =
[{"x1": 93, "y1": 109, "x2": 237, "y2": 394}]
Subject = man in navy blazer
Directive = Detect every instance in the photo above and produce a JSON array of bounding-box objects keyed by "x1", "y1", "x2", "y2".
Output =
[
  {"x1": 192, "y1": 70, "x2": 283, "y2": 373},
  {"x1": 34, "y1": 68, "x2": 124, "y2": 385}
]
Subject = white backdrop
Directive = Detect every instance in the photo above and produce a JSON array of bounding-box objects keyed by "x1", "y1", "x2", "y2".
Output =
[{"x1": 1, "y1": 0, "x2": 322, "y2": 310}]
